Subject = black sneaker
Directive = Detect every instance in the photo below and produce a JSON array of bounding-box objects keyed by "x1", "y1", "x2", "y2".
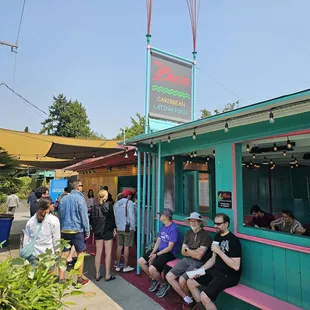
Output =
[
  {"x1": 156, "y1": 282, "x2": 171, "y2": 298},
  {"x1": 148, "y1": 279, "x2": 160, "y2": 292}
]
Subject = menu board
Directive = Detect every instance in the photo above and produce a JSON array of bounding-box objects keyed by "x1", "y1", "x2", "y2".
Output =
[{"x1": 199, "y1": 174, "x2": 209, "y2": 213}]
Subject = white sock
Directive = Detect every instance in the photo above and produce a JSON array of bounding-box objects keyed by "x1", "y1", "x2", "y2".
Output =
[{"x1": 184, "y1": 296, "x2": 193, "y2": 304}]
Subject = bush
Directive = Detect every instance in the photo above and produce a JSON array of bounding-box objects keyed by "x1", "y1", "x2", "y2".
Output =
[{"x1": 0, "y1": 240, "x2": 84, "y2": 309}]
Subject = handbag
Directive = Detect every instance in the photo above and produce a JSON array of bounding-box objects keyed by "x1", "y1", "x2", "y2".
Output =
[
  {"x1": 20, "y1": 219, "x2": 44, "y2": 259},
  {"x1": 125, "y1": 200, "x2": 130, "y2": 233}
]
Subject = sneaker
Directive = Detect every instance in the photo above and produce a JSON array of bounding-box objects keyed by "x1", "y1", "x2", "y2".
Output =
[
  {"x1": 182, "y1": 301, "x2": 197, "y2": 310},
  {"x1": 115, "y1": 267, "x2": 121, "y2": 272},
  {"x1": 114, "y1": 260, "x2": 124, "y2": 268},
  {"x1": 156, "y1": 282, "x2": 171, "y2": 298},
  {"x1": 148, "y1": 279, "x2": 160, "y2": 293},
  {"x1": 123, "y1": 266, "x2": 135, "y2": 273},
  {"x1": 77, "y1": 277, "x2": 90, "y2": 286}
]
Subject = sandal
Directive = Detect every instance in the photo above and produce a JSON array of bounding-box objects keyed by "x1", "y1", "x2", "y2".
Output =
[
  {"x1": 105, "y1": 275, "x2": 116, "y2": 282},
  {"x1": 95, "y1": 275, "x2": 102, "y2": 281}
]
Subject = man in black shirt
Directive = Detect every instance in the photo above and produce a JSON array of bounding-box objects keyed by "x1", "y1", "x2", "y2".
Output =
[
  {"x1": 187, "y1": 213, "x2": 241, "y2": 310},
  {"x1": 249, "y1": 205, "x2": 275, "y2": 228}
]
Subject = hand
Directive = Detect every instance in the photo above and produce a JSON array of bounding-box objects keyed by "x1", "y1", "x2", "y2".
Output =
[
  {"x1": 113, "y1": 229, "x2": 117, "y2": 238},
  {"x1": 271, "y1": 225, "x2": 275, "y2": 231},
  {"x1": 148, "y1": 253, "x2": 157, "y2": 264},
  {"x1": 85, "y1": 234, "x2": 90, "y2": 240},
  {"x1": 296, "y1": 227, "x2": 306, "y2": 234},
  {"x1": 211, "y1": 243, "x2": 221, "y2": 254}
]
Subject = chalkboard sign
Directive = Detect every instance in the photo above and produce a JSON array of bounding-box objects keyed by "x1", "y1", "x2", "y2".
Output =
[
  {"x1": 149, "y1": 51, "x2": 192, "y2": 123},
  {"x1": 218, "y1": 191, "x2": 232, "y2": 209}
]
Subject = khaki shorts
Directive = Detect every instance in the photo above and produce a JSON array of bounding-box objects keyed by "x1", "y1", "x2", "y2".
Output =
[{"x1": 117, "y1": 231, "x2": 134, "y2": 247}]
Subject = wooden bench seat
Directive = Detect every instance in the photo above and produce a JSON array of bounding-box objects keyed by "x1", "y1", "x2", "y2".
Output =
[{"x1": 165, "y1": 259, "x2": 302, "y2": 310}]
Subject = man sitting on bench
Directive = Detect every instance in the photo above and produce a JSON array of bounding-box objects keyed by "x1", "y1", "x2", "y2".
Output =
[
  {"x1": 187, "y1": 213, "x2": 242, "y2": 310},
  {"x1": 166, "y1": 212, "x2": 212, "y2": 309},
  {"x1": 138, "y1": 208, "x2": 179, "y2": 298}
]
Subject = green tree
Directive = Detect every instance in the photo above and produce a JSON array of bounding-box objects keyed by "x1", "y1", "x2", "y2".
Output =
[
  {"x1": 115, "y1": 113, "x2": 145, "y2": 140},
  {"x1": 200, "y1": 100, "x2": 240, "y2": 118},
  {"x1": 40, "y1": 94, "x2": 93, "y2": 138},
  {"x1": 24, "y1": 126, "x2": 29, "y2": 132}
]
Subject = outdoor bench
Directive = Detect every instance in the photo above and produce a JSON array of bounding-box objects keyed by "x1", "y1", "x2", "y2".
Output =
[{"x1": 166, "y1": 259, "x2": 302, "y2": 310}]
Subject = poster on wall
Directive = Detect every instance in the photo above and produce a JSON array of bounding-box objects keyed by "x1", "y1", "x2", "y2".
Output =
[
  {"x1": 149, "y1": 51, "x2": 193, "y2": 123},
  {"x1": 199, "y1": 174, "x2": 209, "y2": 213},
  {"x1": 218, "y1": 191, "x2": 232, "y2": 209},
  {"x1": 49, "y1": 179, "x2": 68, "y2": 203}
]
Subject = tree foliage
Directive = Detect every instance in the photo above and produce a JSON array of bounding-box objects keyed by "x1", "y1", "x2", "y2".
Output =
[
  {"x1": 24, "y1": 126, "x2": 29, "y2": 132},
  {"x1": 115, "y1": 113, "x2": 145, "y2": 140},
  {"x1": 40, "y1": 94, "x2": 93, "y2": 138},
  {"x1": 200, "y1": 101, "x2": 240, "y2": 118}
]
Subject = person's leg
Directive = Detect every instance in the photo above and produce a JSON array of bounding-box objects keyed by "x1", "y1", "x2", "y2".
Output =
[
  {"x1": 123, "y1": 231, "x2": 134, "y2": 270},
  {"x1": 73, "y1": 233, "x2": 88, "y2": 282},
  {"x1": 67, "y1": 246, "x2": 76, "y2": 263},
  {"x1": 201, "y1": 292, "x2": 217, "y2": 310},
  {"x1": 149, "y1": 265, "x2": 164, "y2": 285},
  {"x1": 123, "y1": 246, "x2": 130, "y2": 268},
  {"x1": 116, "y1": 232, "x2": 124, "y2": 269},
  {"x1": 166, "y1": 272, "x2": 187, "y2": 299},
  {"x1": 187, "y1": 279, "x2": 202, "y2": 302},
  {"x1": 179, "y1": 276, "x2": 190, "y2": 297},
  {"x1": 95, "y1": 240, "x2": 103, "y2": 278},
  {"x1": 59, "y1": 251, "x2": 70, "y2": 281},
  {"x1": 104, "y1": 239, "x2": 113, "y2": 279},
  {"x1": 138, "y1": 256, "x2": 151, "y2": 277}
]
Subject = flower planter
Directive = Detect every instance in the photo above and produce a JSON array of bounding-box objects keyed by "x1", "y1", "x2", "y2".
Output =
[{"x1": 0, "y1": 214, "x2": 14, "y2": 247}]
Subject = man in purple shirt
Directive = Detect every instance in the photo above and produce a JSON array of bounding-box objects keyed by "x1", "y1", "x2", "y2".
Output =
[{"x1": 138, "y1": 208, "x2": 179, "y2": 298}]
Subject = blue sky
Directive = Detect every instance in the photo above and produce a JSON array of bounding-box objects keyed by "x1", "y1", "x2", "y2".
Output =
[{"x1": 0, "y1": 0, "x2": 309, "y2": 138}]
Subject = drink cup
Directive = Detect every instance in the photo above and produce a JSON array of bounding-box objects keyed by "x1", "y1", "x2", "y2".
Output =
[{"x1": 212, "y1": 241, "x2": 220, "y2": 246}]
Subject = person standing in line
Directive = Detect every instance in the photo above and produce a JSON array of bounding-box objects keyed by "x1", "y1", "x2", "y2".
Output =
[
  {"x1": 187, "y1": 213, "x2": 242, "y2": 310},
  {"x1": 86, "y1": 189, "x2": 95, "y2": 212},
  {"x1": 30, "y1": 187, "x2": 49, "y2": 217},
  {"x1": 23, "y1": 197, "x2": 60, "y2": 264},
  {"x1": 102, "y1": 186, "x2": 114, "y2": 203},
  {"x1": 114, "y1": 189, "x2": 136, "y2": 273},
  {"x1": 27, "y1": 189, "x2": 36, "y2": 207},
  {"x1": 90, "y1": 189, "x2": 116, "y2": 281},
  {"x1": 58, "y1": 181, "x2": 90, "y2": 286},
  {"x1": 6, "y1": 192, "x2": 20, "y2": 215}
]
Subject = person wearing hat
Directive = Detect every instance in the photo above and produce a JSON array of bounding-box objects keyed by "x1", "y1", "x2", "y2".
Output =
[
  {"x1": 138, "y1": 208, "x2": 179, "y2": 298},
  {"x1": 114, "y1": 189, "x2": 136, "y2": 273},
  {"x1": 166, "y1": 212, "x2": 212, "y2": 309},
  {"x1": 187, "y1": 213, "x2": 242, "y2": 310}
]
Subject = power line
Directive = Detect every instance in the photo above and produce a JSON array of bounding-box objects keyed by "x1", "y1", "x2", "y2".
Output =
[
  {"x1": 16, "y1": 0, "x2": 26, "y2": 45},
  {"x1": 197, "y1": 66, "x2": 248, "y2": 105},
  {"x1": 0, "y1": 82, "x2": 48, "y2": 116}
]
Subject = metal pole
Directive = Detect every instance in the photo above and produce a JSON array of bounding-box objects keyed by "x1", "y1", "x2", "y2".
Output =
[
  {"x1": 151, "y1": 46, "x2": 193, "y2": 64},
  {"x1": 156, "y1": 141, "x2": 162, "y2": 233},
  {"x1": 144, "y1": 34, "x2": 152, "y2": 134},
  {"x1": 136, "y1": 151, "x2": 141, "y2": 274},
  {"x1": 151, "y1": 153, "x2": 156, "y2": 243},
  {"x1": 142, "y1": 153, "x2": 147, "y2": 254},
  {"x1": 0, "y1": 41, "x2": 18, "y2": 49},
  {"x1": 146, "y1": 152, "x2": 151, "y2": 247},
  {"x1": 192, "y1": 51, "x2": 197, "y2": 121}
]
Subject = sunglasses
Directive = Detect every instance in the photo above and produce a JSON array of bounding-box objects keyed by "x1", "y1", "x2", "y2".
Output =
[
  {"x1": 214, "y1": 222, "x2": 225, "y2": 226},
  {"x1": 78, "y1": 184, "x2": 83, "y2": 187}
]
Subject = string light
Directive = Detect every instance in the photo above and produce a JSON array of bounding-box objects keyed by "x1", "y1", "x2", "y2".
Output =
[
  {"x1": 168, "y1": 135, "x2": 171, "y2": 143},
  {"x1": 224, "y1": 121, "x2": 229, "y2": 133},
  {"x1": 206, "y1": 155, "x2": 210, "y2": 161},
  {"x1": 192, "y1": 128, "x2": 197, "y2": 140},
  {"x1": 18, "y1": 154, "x2": 20, "y2": 160},
  {"x1": 287, "y1": 137, "x2": 292, "y2": 149},
  {"x1": 283, "y1": 150, "x2": 286, "y2": 156},
  {"x1": 134, "y1": 148, "x2": 138, "y2": 156},
  {"x1": 269, "y1": 111, "x2": 275, "y2": 123},
  {"x1": 150, "y1": 141, "x2": 154, "y2": 148},
  {"x1": 125, "y1": 152, "x2": 128, "y2": 159},
  {"x1": 194, "y1": 151, "x2": 197, "y2": 157},
  {"x1": 190, "y1": 152, "x2": 193, "y2": 158},
  {"x1": 273, "y1": 143, "x2": 278, "y2": 152},
  {"x1": 172, "y1": 155, "x2": 175, "y2": 161},
  {"x1": 92, "y1": 152, "x2": 96, "y2": 158},
  {"x1": 246, "y1": 143, "x2": 250, "y2": 152},
  {"x1": 36, "y1": 154, "x2": 39, "y2": 160},
  {"x1": 212, "y1": 149, "x2": 215, "y2": 157},
  {"x1": 262, "y1": 157, "x2": 268, "y2": 165},
  {"x1": 252, "y1": 153, "x2": 256, "y2": 159}
]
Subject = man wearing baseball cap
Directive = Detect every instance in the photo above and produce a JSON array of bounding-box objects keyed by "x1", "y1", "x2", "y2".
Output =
[
  {"x1": 114, "y1": 189, "x2": 136, "y2": 273},
  {"x1": 138, "y1": 208, "x2": 179, "y2": 298},
  {"x1": 166, "y1": 212, "x2": 212, "y2": 309}
]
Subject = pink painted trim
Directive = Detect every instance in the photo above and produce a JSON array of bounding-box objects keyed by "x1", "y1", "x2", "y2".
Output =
[
  {"x1": 232, "y1": 139, "x2": 310, "y2": 254},
  {"x1": 173, "y1": 220, "x2": 217, "y2": 232},
  {"x1": 236, "y1": 232, "x2": 310, "y2": 254}
]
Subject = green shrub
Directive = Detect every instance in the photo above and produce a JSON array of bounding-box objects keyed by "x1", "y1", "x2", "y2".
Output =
[{"x1": 0, "y1": 240, "x2": 83, "y2": 309}]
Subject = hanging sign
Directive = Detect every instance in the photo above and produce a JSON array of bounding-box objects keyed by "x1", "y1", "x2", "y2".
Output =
[
  {"x1": 218, "y1": 191, "x2": 232, "y2": 209},
  {"x1": 149, "y1": 51, "x2": 193, "y2": 123}
]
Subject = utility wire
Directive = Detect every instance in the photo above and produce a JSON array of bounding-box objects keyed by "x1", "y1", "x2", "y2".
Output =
[
  {"x1": 197, "y1": 66, "x2": 248, "y2": 105},
  {"x1": 16, "y1": 0, "x2": 26, "y2": 45},
  {"x1": 0, "y1": 82, "x2": 48, "y2": 116}
]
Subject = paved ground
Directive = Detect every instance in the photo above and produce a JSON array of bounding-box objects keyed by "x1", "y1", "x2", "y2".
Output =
[{"x1": 0, "y1": 201, "x2": 164, "y2": 310}]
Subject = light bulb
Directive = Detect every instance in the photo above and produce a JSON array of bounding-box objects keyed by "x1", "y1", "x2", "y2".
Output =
[
  {"x1": 269, "y1": 111, "x2": 275, "y2": 123},
  {"x1": 224, "y1": 122, "x2": 229, "y2": 133},
  {"x1": 168, "y1": 135, "x2": 171, "y2": 143},
  {"x1": 192, "y1": 129, "x2": 197, "y2": 140}
]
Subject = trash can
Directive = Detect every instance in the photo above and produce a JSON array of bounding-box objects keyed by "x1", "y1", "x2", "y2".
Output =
[{"x1": 0, "y1": 215, "x2": 14, "y2": 247}]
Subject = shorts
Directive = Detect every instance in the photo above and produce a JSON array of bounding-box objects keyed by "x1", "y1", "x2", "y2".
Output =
[
  {"x1": 196, "y1": 268, "x2": 240, "y2": 301},
  {"x1": 142, "y1": 249, "x2": 175, "y2": 273},
  {"x1": 94, "y1": 231, "x2": 113, "y2": 241},
  {"x1": 169, "y1": 257, "x2": 204, "y2": 280},
  {"x1": 117, "y1": 231, "x2": 134, "y2": 247},
  {"x1": 61, "y1": 232, "x2": 86, "y2": 253}
]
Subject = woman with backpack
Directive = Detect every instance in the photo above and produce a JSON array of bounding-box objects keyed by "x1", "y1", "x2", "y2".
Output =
[{"x1": 90, "y1": 189, "x2": 116, "y2": 281}]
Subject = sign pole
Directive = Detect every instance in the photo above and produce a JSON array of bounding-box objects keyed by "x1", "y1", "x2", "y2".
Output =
[
  {"x1": 192, "y1": 51, "x2": 197, "y2": 121},
  {"x1": 144, "y1": 34, "x2": 152, "y2": 134}
]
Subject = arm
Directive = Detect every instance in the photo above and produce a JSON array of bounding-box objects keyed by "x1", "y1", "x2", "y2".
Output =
[
  {"x1": 292, "y1": 220, "x2": 304, "y2": 234},
  {"x1": 5, "y1": 196, "x2": 9, "y2": 207},
  {"x1": 157, "y1": 241, "x2": 176, "y2": 256},
  {"x1": 23, "y1": 224, "x2": 31, "y2": 247},
  {"x1": 52, "y1": 218, "x2": 61, "y2": 253},
  {"x1": 128, "y1": 201, "x2": 136, "y2": 230},
  {"x1": 183, "y1": 246, "x2": 207, "y2": 260},
  {"x1": 216, "y1": 250, "x2": 241, "y2": 271},
  {"x1": 17, "y1": 196, "x2": 20, "y2": 208},
  {"x1": 202, "y1": 253, "x2": 216, "y2": 270},
  {"x1": 270, "y1": 217, "x2": 283, "y2": 229},
  {"x1": 79, "y1": 199, "x2": 90, "y2": 237},
  {"x1": 151, "y1": 237, "x2": 161, "y2": 253}
]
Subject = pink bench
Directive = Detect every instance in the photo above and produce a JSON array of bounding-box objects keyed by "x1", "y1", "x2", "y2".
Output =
[{"x1": 166, "y1": 259, "x2": 302, "y2": 310}]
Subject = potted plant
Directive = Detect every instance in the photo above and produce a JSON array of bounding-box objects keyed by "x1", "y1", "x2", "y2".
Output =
[
  {"x1": 0, "y1": 240, "x2": 84, "y2": 309},
  {"x1": 0, "y1": 147, "x2": 21, "y2": 247}
]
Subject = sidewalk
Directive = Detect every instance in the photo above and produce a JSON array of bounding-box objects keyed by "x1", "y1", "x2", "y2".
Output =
[{"x1": 1, "y1": 201, "x2": 164, "y2": 310}]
